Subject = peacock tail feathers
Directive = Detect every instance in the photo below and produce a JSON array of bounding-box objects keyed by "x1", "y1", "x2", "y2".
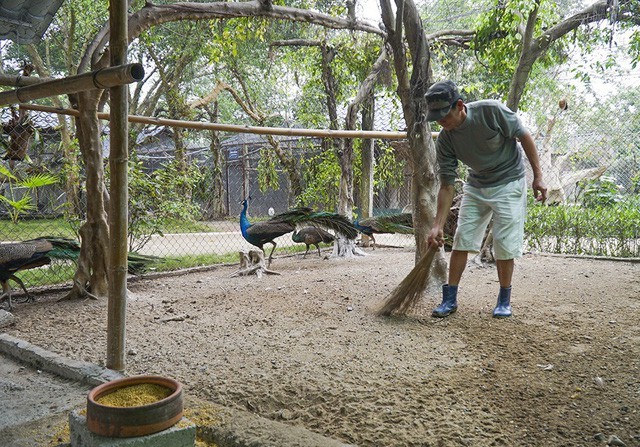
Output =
[
  {"x1": 30, "y1": 237, "x2": 80, "y2": 260},
  {"x1": 265, "y1": 207, "x2": 357, "y2": 240},
  {"x1": 356, "y1": 213, "x2": 414, "y2": 235},
  {"x1": 127, "y1": 251, "x2": 165, "y2": 275},
  {"x1": 298, "y1": 212, "x2": 358, "y2": 239}
]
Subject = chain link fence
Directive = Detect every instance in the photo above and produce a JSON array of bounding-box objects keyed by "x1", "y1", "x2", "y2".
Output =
[{"x1": 1, "y1": 75, "x2": 639, "y2": 296}]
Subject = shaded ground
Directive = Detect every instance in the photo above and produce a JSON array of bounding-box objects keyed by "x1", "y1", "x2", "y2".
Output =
[
  {"x1": 0, "y1": 351, "x2": 90, "y2": 446},
  {"x1": 2, "y1": 249, "x2": 639, "y2": 447}
]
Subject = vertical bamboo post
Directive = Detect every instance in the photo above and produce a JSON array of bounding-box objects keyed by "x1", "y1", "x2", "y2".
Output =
[
  {"x1": 360, "y1": 94, "x2": 375, "y2": 246},
  {"x1": 106, "y1": 0, "x2": 129, "y2": 372}
]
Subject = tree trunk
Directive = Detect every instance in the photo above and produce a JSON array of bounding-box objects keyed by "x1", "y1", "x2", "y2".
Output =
[
  {"x1": 61, "y1": 88, "x2": 110, "y2": 300},
  {"x1": 265, "y1": 135, "x2": 303, "y2": 206},
  {"x1": 204, "y1": 103, "x2": 227, "y2": 219},
  {"x1": 231, "y1": 249, "x2": 280, "y2": 278},
  {"x1": 380, "y1": 0, "x2": 446, "y2": 282}
]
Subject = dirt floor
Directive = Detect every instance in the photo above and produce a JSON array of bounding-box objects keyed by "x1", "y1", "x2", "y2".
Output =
[{"x1": 2, "y1": 248, "x2": 639, "y2": 447}]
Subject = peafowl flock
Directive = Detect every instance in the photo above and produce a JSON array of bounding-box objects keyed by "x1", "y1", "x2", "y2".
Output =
[
  {"x1": 0, "y1": 237, "x2": 79, "y2": 311},
  {"x1": 353, "y1": 212, "x2": 414, "y2": 248},
  {"x1": 240, "y1": 199, "x2": 357, "y2": 266},
  {"x1": 291, "y1": 227, "x2": 335, "y2": 258},
  {"x1": 0, "y1": 236, "x2": 164, "y2": 311}
]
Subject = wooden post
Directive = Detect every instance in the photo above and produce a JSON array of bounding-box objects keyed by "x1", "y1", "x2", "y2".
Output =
[
  {"x1": 0, "y1": 63, "x2": 144, "y2": 106},
  {"x1": 360, "y1": 94, "x2": 375, "y2": 246},
  {"x1": 106, "y1": 0, "x2": 129, "y2": 372}
]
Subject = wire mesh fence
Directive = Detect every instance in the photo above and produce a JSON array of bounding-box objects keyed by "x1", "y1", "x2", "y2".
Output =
[{"x1": 0, "y1": 77, "x2": 639, "y2": 297}]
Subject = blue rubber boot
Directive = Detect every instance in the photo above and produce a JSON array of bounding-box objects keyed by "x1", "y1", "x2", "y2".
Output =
[
  {"x1": 493, "y1": 286, "x2": 512, "y2": 318},
  {"x1": 432, "y1": 284, "x2": 458, "y2": 318}
]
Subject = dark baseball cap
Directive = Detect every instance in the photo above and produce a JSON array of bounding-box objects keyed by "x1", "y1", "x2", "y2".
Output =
[{"x1": 425, "y1": 80, "x2": 461, "y2": 121}]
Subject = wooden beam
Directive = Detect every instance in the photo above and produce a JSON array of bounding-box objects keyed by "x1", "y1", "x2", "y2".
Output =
[
  {"x1": 0, "y1": 63, "x2": 144, "y2": 106},
  {"x1": 19, "y1": 103, "x2": 428, "y2": 140}
]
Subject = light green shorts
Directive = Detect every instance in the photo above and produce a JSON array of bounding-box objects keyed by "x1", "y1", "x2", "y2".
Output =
[{"x1": 453, "y1": 177, "x2": 527, "y2": 260}]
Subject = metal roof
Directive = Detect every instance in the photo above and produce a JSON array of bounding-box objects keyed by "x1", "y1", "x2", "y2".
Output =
[{"x1": 0, "y1": 0, "x2": 65, "y2": 44}]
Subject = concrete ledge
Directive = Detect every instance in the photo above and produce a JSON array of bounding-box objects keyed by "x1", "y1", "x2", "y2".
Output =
[
  {"x1": 198, "y1": 403, "x2": 357, "y2": 447},
  {"x1": 0, "y1": 333, "x2": 124, "y2": 386},
  {"x1": 70, "y1": 411, "x2": 196, "y2": 447}
]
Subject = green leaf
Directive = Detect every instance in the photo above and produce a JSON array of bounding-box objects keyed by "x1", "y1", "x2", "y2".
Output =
[{"x1": 19, "y1": 173, "x2": 59, "y2": 189}]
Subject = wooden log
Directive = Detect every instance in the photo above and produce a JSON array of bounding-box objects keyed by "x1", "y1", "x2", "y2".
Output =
[
  {"x1": 0, "y1": 63, "x2": 145, "y2": 106},
  {"x1": 231, "y1": 250, "x2": 280, "y2": 278}
]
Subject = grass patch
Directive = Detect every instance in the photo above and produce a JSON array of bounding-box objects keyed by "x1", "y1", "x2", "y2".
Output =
[
  {"x1": 0, "y1": 217, "x2": 218, "y2": 242},
  {"x1": 0, "y1": 218, "x2": 76, "y2": 241}
]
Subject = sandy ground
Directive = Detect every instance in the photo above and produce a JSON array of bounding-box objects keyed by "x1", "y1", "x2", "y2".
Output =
[{"x1": 2, "y1": 248, "x2": 639, "y2": 447}]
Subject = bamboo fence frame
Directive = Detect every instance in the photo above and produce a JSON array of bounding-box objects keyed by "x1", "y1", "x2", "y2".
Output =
[
  {"x1": 18, "y1": 103, "x2": 431, "y2": 140},
  {"x1": 106, "y1": 0, "x2": 129, "y2": 372},
  {"x1": 0, "y1": 63, "x2": 144, "y2": 106}
]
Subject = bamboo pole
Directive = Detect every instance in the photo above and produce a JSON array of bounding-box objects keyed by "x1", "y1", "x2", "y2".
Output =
[
  {"x1": 106, "y1": 0, "x2": 129, "y2": 372},
  {"x1": 0, "y1": 74, "x2": 55, "y2": 87},
  {"x1": 0, "y1": 63, "x2": 144, "y2": 106},
  {"x1": 19, "y1": 103, "x2": 431, "y2": 140}
]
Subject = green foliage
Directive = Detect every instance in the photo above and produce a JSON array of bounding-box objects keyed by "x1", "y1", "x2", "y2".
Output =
[
  {"x1": 577, "y1": 176, "x2": 623, "y2": 208},
  {"x1": 0, "y1": 164, "x2": 58, "y2": 223},
  {"x1": 526, "y1": 196, "x2": 640, "y2": 257},
  {"x1": 468, "y1": 0, "x2": 571, "y2": 102},
  {"x1": 374, "y1": 143, "x2": 405, "y2": 189},
  {"x1": 257, "y1": 147, "x2": 279, "y2": 192},
  {"x1": 298, "y1": 147, "x2": 341, "y2": 209},
  {"x1": 630, "y1": 30, "x2": 640, "y2": 69},
  {"x1": 124, "y1": 157, "x2": 203, "y2": 252}
]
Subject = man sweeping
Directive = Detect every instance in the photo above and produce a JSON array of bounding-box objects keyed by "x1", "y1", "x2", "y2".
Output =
[{"x1": 425, "y1": 80, "x2": 547, "y2": 318}]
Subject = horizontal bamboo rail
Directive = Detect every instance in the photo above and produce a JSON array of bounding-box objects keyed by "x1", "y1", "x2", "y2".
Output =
[
  {"x1": 19, "y1": 103, "x2": 431, "y2": 140},
  {"x1": 0, "y1": 63, "x2": 145, "y2": 106},
  {"x1": 0, "y1": 74, "x2": 55, "y2": 87}
]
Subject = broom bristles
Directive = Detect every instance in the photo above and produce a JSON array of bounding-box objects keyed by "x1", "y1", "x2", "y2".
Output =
[{"x1": 376, "y1": 246, "x2": 438, "y2": 316}]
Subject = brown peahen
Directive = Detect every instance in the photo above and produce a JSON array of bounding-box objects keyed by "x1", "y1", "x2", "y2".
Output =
[
  {"x1": 240, "y1": 199, "x2": 357, "y2": 266},
  {"x1": 0, "y1": 237, "x2": 163, "y2": 310},
  {"x1": 0, "y1": 237, "x2": 79, "y2": 311},
  {"x1": 292, "y1": 227, "x2": 335, "y2": 258}
]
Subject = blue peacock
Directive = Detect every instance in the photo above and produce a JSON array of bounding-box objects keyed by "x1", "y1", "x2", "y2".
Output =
[{"x1": 240, "y1": 199, "x2": 357, "y2": 266}]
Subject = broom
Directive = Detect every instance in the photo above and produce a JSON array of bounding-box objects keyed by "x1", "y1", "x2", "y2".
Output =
[{"x1": 376, "y1": 244, "x2": 439, "y2": 316}]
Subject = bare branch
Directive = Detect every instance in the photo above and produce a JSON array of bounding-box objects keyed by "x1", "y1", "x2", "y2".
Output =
[
  {"x1": 345, "y1": 45, "x2": 389, "y2": 130},
  {"x1": 425, "y1": 29, "x2": 474, "y2": 41},
  {"x1": 538, "y1": 0, "x2": 610, "y2": 51},
  {"x1": 271, "y1": 39, "x2": 322, "y2": 47}
]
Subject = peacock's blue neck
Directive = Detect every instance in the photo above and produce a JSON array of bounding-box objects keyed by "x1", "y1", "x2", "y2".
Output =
[{"x1": 240, "y1": 201, "x2": 251, "y2": 238}]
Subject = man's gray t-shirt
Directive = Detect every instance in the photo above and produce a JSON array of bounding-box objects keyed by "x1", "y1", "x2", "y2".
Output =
[{"x1": 436, "y1": 99, "x2": 526, "y2": 188}]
